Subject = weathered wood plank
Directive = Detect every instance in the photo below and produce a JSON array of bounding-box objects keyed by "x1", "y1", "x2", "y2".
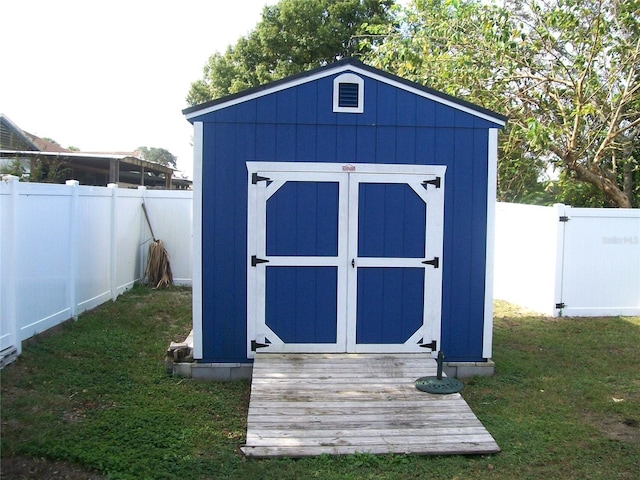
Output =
[
  {"x1": 247, "y1": 409, "x2": 482, "y2": 421},
  {"x1": 247, "y1": 406, "x2": 476, "y2": 416},
  {"x1": 246, "y1": 392, "x2": 447, "y2": 402},
  {"x1": 243, "y1": 353, "x2": 499, "y2": 457},
  {"x1": 250, "y1": 376, "x2": 434, "y2": 384},
  {"x1": 241, "y1": 441, "x2": 500, "y2": 458},
  {"x1": 247, "y1": 398, "x2": 463, "y2": 408},
  {"x1": 246, "y1": 417, "x2": 484, "y2": 430},
  {"x1": 246, "y1": 434, "x2": 496, "y2": 448},
  {"x1": 247, "y1": 423, "x2": 489, "y2": 438}
]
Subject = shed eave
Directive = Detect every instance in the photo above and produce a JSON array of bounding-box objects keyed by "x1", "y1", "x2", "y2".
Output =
[{"x1": 183, "y1": 59, "x2": 506, "y2": 127}]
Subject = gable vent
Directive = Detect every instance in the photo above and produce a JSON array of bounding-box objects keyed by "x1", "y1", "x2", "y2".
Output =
[
  {"x1": 333, "y1": 73, "x2": 364, "y2": 113},
  {"x1": 338, "y1": 83, "x2": 359, "y2": 108}
]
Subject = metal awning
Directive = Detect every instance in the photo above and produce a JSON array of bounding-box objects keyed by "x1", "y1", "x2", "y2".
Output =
[{"x1": 0, "y1": 150, "x2": 175, "y2": 188}]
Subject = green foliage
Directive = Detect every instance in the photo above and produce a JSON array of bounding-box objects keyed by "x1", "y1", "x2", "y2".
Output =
[
  {"x1": 2, "y1": 155, "x2": 72, "y2": 184},
  {"x1": 362, "y1": 0, "x2": 640, "y2": 207},
  {"x1": 2, "y1": 290, "x2": 639, "y2": 479},
  {"x1": 185, "y1": 0, "x2": 640, "y2": 207},
  {"x1": 28, "y1": 157, "x2": 72, "y2": 183},
  {"x1": 0, "y1": 157, "x2": 27, "y2": 178},
  {"x1": 186, "y1": 0, "x2": 395, "y2": 105},
  {"x1": 137, "y1": 146, "x2": 177, "y2": 169}
]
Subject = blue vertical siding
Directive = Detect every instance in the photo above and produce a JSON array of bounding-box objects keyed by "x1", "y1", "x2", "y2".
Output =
[
  {"x1": 356, "y1": 267, "x2": 424, "y2": 344},
  {"x1": 376, "y1": 83, "x2": 397, "y2": 125},
  {"x1": 256, "y1": 94, "x2": 277, "y2": 123},
  {"x1": 358, "y1": 183, "x2": 425, "y2": 258},
  {"x1": 296, "y1": 82, "x2": 318, "y2": 124},
  {"x1": 255, "y1": 123, "x2": 277, "y2": 159},
  {"x1": 336, "y1": 125, "x2": 357, "y2": 163},
  {"x1": 316, "y1": 125, "x2": 337, "y2": 160},
  {"x1": 195, "y1": 69, "x2": 501, "y2": 363},
  {"x1": 397, "y1": 90, "x2": 417, "y2": 126},
  {"x1": 444, "y1": 129, "x2": 480, "y2": 361},
  {"x1": 467, "y1": 129, "x2": 490, "y2": 359},
  {"x1": 266, "y1": 266, "x2": 338, "y2": 343},
  {"x1": 266, "y1": 181, "x2": 338, "y2": 256},
  {"x1": 297, "y1": 125, "x2": 317, "y2": 160},
  {"x1": 202, "y1": 123, "x2": 240, "y2": 361},
  {"x1": 355, "y1": 128, "x2": 376, "y2": 163},
  {"x1": 375, "y1": 127, "x2": 396, "y2": 163}
]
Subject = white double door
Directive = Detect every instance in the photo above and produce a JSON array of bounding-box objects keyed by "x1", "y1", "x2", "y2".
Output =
[{"x1": 247, "y1": 162, "x2": 445, "y2": 357}]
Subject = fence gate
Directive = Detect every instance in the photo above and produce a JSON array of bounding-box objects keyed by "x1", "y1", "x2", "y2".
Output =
[
  {"x1": 246, "y1": 163, "x2": 446, "y2": 357},
  {"x1": 555, "y1": 205, "x2": 640, "y2": 317}
]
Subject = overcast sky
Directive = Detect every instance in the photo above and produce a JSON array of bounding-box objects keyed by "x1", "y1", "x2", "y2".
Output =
[{"x1": 1, "y1": 0, "x2": 277, "y2": 179}]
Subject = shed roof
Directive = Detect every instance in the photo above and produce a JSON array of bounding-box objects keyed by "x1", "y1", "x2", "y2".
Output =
[{"x1": 183, "y1": 58, "x2": 507, "y2": 127}]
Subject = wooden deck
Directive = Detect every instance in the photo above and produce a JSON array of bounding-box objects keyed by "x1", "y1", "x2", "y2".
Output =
[{"x1": 241, "y1": 353, "x2": 500, "y2": 457}]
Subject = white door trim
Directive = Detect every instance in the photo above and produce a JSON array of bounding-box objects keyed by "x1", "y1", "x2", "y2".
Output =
[{"x1": 246, "y1": 162, "x2": 446, "y2": 358}]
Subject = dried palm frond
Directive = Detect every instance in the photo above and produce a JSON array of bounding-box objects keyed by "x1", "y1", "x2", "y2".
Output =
[{"x1": 144, "y1": 239, "x2": 173, "y2": 289}]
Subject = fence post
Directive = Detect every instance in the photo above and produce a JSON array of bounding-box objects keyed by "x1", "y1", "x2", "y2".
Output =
[
  {"x1": 107, "y1": 183, "x2": 118, "y2": 301},
  {"x1": 66, "y1": 180, "x2": 80, "y2": 319},
  {"x1": 553, "y1": 203, "x2": 567, "y2": 317},
  {"x1": 3, "y1": 176, "x2": 20, "y2": 354},
  {"x1": 138, "y1": 186, "x2": 147, "y2": 285}
]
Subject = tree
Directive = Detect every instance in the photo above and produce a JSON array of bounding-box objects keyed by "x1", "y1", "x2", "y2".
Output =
[
  {"x1": 137, "y1": 147, "x2": 177, "y2": 169},
  {"x1": 362, "y1": 0, "x2": 640, "y2": 207},
  {"x1": 187, "y1": 0, "x2": 395, "y2": 105},
  {"x1": 28, "y1": 157, "x2": 71, "y2": 183},
  {"x1": 0, "y1": 157, "x2": 27, "y2": 178}
]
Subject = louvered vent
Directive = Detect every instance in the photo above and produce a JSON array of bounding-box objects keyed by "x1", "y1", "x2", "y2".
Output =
[
  {"x1": 338, "y1": 83, "x2": 359, "y2": 108},
  {"x1": 333, "y1": 73, "x2": 364, "y2": 113}
]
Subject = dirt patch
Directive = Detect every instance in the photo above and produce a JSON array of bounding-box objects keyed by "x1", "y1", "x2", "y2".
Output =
[
  {"x1": 0, "y1": 456, "x2": 107, "y2": 480},
  {"x1": 590, "y1": 415, "x2": 640, "y2": 444}
]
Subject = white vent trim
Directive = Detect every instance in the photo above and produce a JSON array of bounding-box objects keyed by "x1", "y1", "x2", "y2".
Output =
[{"x1": 333, "y1": 73, "x2": 364, "y2": 113}]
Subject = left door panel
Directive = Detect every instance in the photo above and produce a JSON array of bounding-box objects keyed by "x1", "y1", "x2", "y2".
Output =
[{"x1": 247, "y1": 170, "x2": 348, "y2": 356}]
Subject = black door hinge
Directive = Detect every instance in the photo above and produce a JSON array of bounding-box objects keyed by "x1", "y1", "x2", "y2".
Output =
[
  {"x1": 251, "y1": 340, "x2": 269, "y2": 351},
  {"x1": 559, "y1": 216, "x2": 569, "y2": 222},
  {"x1": 252, "y1": 173, "x2": 270, "y2": 184},
  {"x1": 422, "y1": 257, "x2": 440, "y2": 268},
  {"x1": 555, "y1": 302, "x2": 566, "y2": 309},
  {"x1": 251, "y1": 255, "x2": 269, "y2": 266},
  {"x1": 420, "y1": 340, "x2": 437, "y2": 350},
  {"x1": 423, "y1": 176, "x2": 441, "y2": 189}
]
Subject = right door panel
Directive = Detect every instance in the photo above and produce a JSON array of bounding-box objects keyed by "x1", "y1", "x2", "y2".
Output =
[{"x1": 347, "y1": 173, "x2": 445, "y2": 353}]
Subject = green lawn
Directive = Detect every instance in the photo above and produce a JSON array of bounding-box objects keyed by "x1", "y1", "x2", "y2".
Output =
[{"x1": 1, "y1": 287, "x2": 638, "y2": 479}]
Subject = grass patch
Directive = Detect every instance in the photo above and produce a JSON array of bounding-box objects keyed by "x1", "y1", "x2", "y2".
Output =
[{"x1": 2, "y1": 290, "x2": 639, "y2": 479}]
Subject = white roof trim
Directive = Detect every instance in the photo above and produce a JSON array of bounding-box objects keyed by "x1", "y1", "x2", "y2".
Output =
[
  {"x1": 359, "y1": 67, "x2": 506, "y2": 126},
  {"x1": 184, "y1": 64, "x2": 506, "y2": 126}
]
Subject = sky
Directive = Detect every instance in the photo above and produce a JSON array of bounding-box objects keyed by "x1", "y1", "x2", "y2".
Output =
[{"x1": 1, "y1": 0, "x2": 277, "y2": 179}]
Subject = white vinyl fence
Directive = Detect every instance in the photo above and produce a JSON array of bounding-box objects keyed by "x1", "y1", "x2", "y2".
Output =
[
  {"x1": 494, "y1": 202, "x2": 640, "y2": 317},
  {"x1": 0, "y1": 177, "x2": 192, "y2": 362},
  {"x1": 3, "y1": 184, "x2": 637, "y2": 364}
]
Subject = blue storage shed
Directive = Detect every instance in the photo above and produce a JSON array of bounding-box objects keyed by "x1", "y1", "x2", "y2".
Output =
[{"x1": 183, "y1": 58, "x2": 506, "y2": 377}]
